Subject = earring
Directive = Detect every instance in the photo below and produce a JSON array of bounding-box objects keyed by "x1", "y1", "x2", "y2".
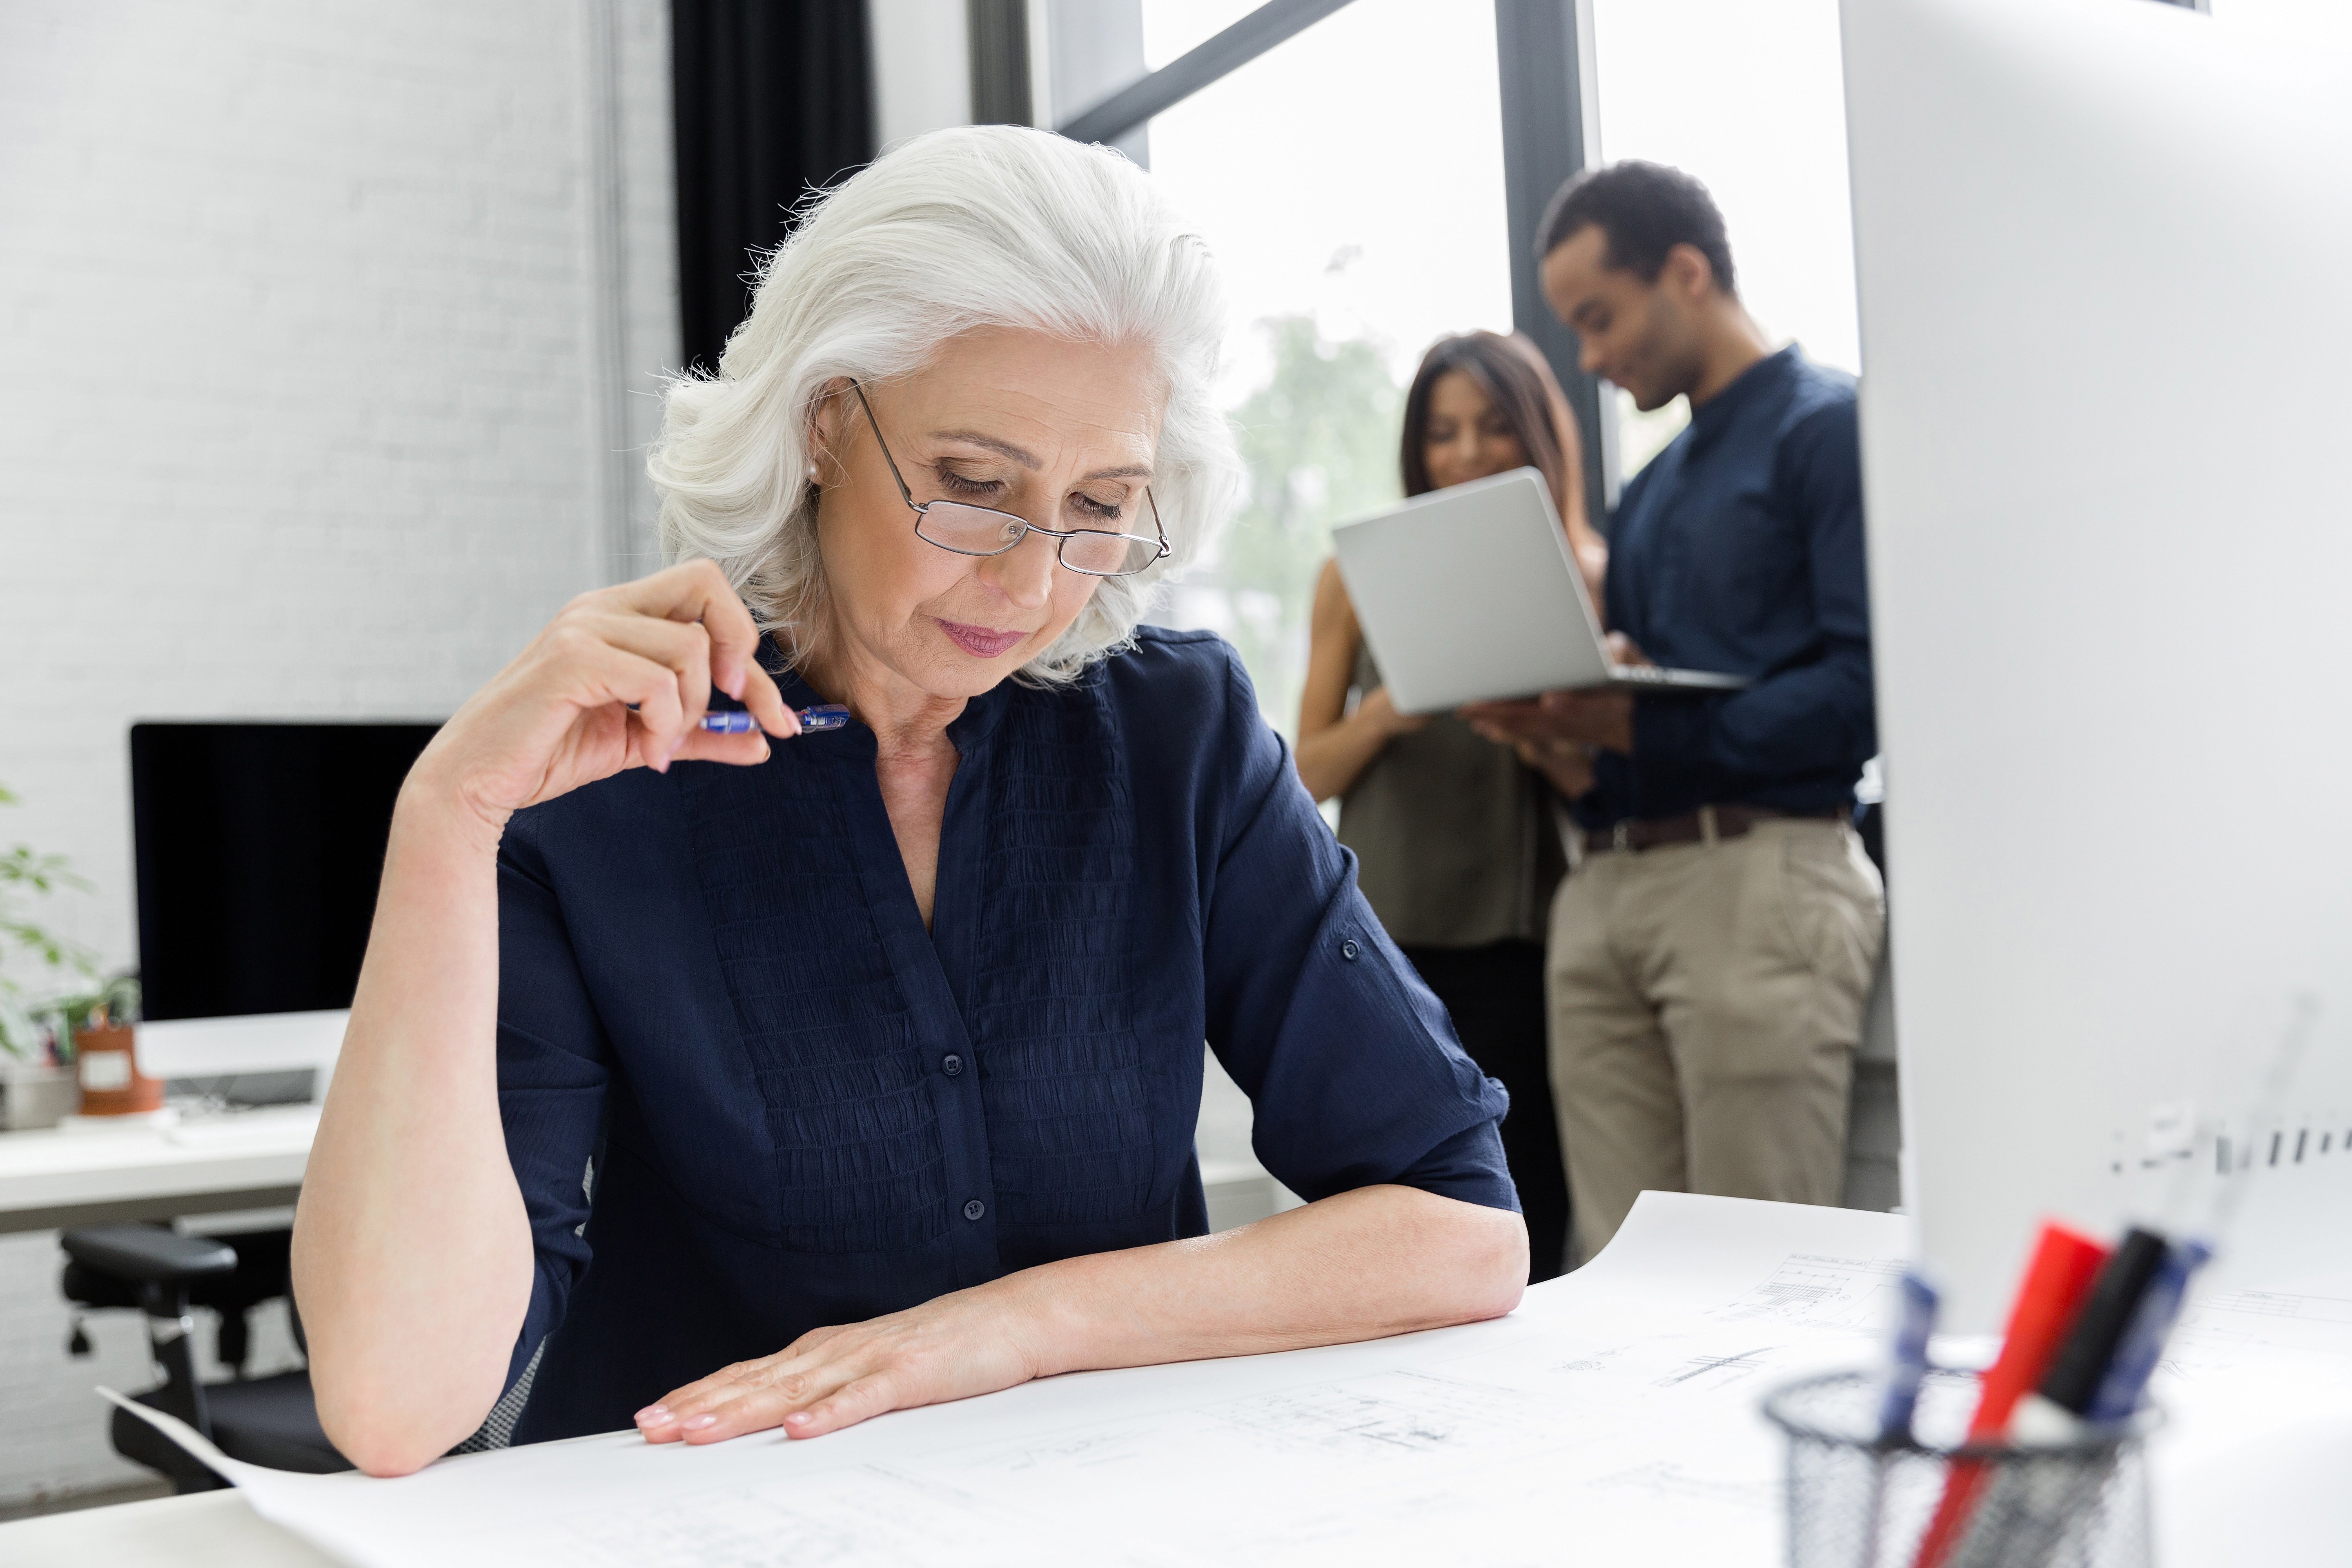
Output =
[{"x1": 806, "y1": 462, "x2": 820, "y2": 481}]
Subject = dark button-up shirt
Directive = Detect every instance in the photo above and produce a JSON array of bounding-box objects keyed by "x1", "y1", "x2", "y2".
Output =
[
  {"x1": 1580, "y1": 345, "x2": 1875, "y2": 828},
  {"x1": 494, "y1": 628, "x2": 1514, "y2": 1442}
]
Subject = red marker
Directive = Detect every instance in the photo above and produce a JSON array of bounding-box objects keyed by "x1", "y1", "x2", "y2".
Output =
[{"x1": 1911, "y1": 1221, "x2": 2111, "y2": 1568}]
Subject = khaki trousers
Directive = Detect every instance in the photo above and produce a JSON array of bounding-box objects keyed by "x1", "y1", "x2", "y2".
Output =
[{"x1": 1547, "y1": 817, "x2": 1885, "y2": 1261}]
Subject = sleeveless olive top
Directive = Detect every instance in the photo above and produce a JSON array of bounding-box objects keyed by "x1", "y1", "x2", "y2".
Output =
[{"x1": 1334, "y1": 642, "x2": 1564, "y2": 949}]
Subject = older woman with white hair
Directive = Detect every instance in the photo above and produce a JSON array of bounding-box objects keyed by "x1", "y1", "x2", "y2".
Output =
[{"x1": 291, "y1": 125, "x2": 1527, "y2": 1477}]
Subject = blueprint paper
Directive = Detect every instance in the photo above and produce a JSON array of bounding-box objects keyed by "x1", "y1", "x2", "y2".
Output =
[
  {"x1": 110, "y1": 1192, "x2": 2352, "y2": 1567},
  {"x1": 104, "y1": 1193, "x2": 1911, "y2": 1567}
]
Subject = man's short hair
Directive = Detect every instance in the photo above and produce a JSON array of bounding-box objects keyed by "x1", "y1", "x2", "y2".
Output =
[{"x1": 1537, "y1": 160, "x2": 1738, "y2": 296}]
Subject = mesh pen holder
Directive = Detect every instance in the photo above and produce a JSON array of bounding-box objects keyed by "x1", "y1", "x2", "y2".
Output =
[{"x1": 1760, "y1": 1369, "x2": 2158, "y2": 1568}]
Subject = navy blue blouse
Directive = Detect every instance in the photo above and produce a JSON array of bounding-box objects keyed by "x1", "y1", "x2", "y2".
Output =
[{"x1": 492, "y1": 627, "x2": 1515, "y2": 1442}]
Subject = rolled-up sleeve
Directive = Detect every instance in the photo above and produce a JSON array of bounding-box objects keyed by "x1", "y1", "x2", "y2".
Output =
[
  {"x1": 493, "y1": 820, "x2": 612, "y2": 1395},
  {"x1": 1197, "y1": 648, "x2": 1517, "y2": 1213}
]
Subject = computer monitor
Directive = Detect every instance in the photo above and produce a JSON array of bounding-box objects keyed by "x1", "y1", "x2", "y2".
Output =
[
  {"x1": 130, "y1": 722, "x2": 439, "y2": 1082},
  {"x1": 1845, "y1": 0, "x2": 2352, "y2": 1329}
]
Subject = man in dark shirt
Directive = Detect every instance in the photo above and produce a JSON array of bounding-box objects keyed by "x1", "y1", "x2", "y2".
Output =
[{"x1": 1468, "y1": 162, "x2": 1883, "y2": 1259}]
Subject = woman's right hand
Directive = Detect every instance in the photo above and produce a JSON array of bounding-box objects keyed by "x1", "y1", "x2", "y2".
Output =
[
  {"x1": 407, "y1": 560, "x2": 799, "y2": 840},
  {"x1": 1357, "y1": 685, "x2": 1429, "y2": 740}
]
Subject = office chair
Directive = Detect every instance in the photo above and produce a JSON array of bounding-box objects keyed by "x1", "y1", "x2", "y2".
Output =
[{"x1": 60, "y1": 1223, "x2": 348, "y2": 1490}]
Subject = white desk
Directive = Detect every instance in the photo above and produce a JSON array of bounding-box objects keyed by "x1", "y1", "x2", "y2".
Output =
[
  {"x1": 0, "y1": 1489, "x2": 331, "y2": 1566},
  {"x1": 0, "y1": 1106, "x2": 316, "y2": 1234}
]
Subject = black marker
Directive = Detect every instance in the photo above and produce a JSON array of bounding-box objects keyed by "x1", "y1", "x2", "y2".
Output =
[{"x1": 2009, "y1": 1227, "x2": 2171, "y2": 1442}]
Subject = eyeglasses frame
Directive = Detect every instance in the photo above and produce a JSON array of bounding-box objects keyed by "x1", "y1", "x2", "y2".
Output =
[{"x1": 846, "y1": 381, "x2": 1170, "y2": 579}]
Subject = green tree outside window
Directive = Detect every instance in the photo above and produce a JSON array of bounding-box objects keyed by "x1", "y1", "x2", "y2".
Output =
[{"x1": 1178, "y1": 315, "x2": 1403, "y2": 737}]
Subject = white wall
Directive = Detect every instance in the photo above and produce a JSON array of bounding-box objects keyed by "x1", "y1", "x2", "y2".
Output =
[
  {"x1": 0, "y1": 0, "x2": 677, "y2": 1507},
  {"x1": 0, "y1": 0, "x2": 680, "y2": 992}
]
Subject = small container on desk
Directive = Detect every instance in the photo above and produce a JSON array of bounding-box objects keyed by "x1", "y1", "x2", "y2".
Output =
[
  {"x1": 1762, "y1": 1368, "x2": 2158, "y2": 1568},
  {"x1": 0, "y1": 1058, "x2": 78, "y2": 1129},
  {"x1": 73, "y1": 1019, "x2": 165, "y2": 1118}
]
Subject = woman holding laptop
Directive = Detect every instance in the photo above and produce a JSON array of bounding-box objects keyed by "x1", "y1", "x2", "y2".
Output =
[{"x1": 1294, "y1": 331, "x2": 1603, "y2": 1282}]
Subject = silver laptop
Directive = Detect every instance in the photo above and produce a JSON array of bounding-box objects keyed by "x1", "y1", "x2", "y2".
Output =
[{"x1": 1330, "y1": 468, "x2": 1749, "y2": 715}]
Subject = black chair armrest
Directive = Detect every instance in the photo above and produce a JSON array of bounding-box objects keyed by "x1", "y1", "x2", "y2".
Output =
[{"x1": 62, "y1": 1225, "x2": 237, "y2": 1285}]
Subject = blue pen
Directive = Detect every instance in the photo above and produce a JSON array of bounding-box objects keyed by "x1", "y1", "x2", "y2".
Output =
[
  {"x1": 1853, "y1": 1270, "x2": 1940, "y2": 1566},
  {"x1": 1878, "y1": 1270, "x2": 1940, "y2": 1443},
  {"x1": 2083, "y1": 1238, "x2": 2210, "y2": 1423},
  {"x1": 699, "y1": 704, "x2": 851, "y2": 734}
]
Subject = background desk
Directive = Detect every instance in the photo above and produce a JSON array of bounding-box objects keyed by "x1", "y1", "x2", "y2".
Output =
[
  {"x1": 0, "y1": 1107, "x2": 1296, "y2": 1239},
  {"x1": 0, "y1": 1106, "x2": 316, "y2": 1235}
]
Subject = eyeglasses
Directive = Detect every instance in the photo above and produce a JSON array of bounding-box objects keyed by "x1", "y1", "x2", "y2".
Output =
[{"x1": 849, "y1": 382, "x2": 1170, "y2": 578}]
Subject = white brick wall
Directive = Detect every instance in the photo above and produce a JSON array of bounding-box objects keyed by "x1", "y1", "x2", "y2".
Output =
[
  {"x1": 0, "y1": 1232, "x2": 158, "y2": 1503},
  {"x1": 0, "y1": 0, "x2": 677, "y2": 1505}
]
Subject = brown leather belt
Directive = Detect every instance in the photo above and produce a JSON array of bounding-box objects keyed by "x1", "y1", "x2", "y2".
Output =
[{"x1": 1581, "y1": 804, "x2": 1846, "y2": 855}]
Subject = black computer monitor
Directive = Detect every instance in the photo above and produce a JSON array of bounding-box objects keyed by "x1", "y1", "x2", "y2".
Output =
[{"x1": 130, "y1": 722, "x2": 439, "y2": 1022}]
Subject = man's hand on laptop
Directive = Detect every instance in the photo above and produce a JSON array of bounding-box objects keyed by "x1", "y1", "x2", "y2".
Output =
[
  {"x1": 1600, "y1": 632, "x2": 1652, "y2": 670},
  {"x1": 1461, "y1": 689, "x2": 1634, "y2": 755},
  {"x1": 1509, "y1": 735, "x2": 1597, "y2": 798},
  {"x1": 1462, "y1": 634, "x2": 1647, "y2": 757}
]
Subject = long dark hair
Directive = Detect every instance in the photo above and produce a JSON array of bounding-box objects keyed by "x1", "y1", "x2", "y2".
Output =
[{"x1": 1399, "y1": 331, "x2": 1583, "y2": 521}]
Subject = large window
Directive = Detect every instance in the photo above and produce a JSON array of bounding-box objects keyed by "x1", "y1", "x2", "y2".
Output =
[
  {"x1": 1131, "y1": 2, "x2": 1515, "y2": 737},
  {"x1": 1043, "y1": 0, "x2": 1877, "y2": 1171},
  {"x1": 1046, "y1": 0, "x2": 1866, "y2": 725},
  {"x1": 1587, "y1": 0, "x2": 1858, "y2": 477}
]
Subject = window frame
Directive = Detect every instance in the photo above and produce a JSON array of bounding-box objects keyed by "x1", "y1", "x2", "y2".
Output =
[
  {"x1": 1051, "y1": 0, "x2": 1360, "y2": 145},
  {"x1": 1493, "y1": 0, "x2": 1615, "y2": 526},
  {"x1": 1048, "y1": 0, "x2": 1614, "y2": 527}
]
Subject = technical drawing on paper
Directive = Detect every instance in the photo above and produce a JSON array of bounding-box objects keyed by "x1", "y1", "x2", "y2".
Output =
[
  {"x1": 1652, "y1": 1346, "x2": 1775, "y2": 1390},
  {"x1": 1708, "y1": 1253, "x2": 1909, "y2": 1331},
  {"x1": 1590, "y1": 1458, "x2": 1777, "y2": 1512},
  {"x1": 2197, "y1": 1290, "x2": 2352, "y2": 1324},
  {"x1": 957, "y1": 1367, "x2": 1583, "y2": 1486},
  {"x1": 119, "y1": 1197, "x2": 1929, "y2": 1568},
  {"x1": 2165, "y1": 1286, "x2": 2352, "y2": 1381}
]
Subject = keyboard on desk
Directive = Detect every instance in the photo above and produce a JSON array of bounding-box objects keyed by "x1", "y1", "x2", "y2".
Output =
[{"x1": 164, "y1": 1105, "x2": 321, "y2": 1148}]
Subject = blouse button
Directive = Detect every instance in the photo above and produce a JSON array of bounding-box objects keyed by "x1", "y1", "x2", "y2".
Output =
[
  {"x1": 942, "y1": 1053, "x2": 964, "y2": 1077},
  {"x1": 1341, "y1": 938, "x2": 1361, "y2": 961},
  {"x1": 963, "y1": 1199, "x2": 987, "y2": 1222}
]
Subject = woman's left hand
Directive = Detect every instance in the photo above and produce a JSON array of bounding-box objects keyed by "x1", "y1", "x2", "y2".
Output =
[{"x1": 633, "y1": 1280, "x2": 1051, "y2": 1443}]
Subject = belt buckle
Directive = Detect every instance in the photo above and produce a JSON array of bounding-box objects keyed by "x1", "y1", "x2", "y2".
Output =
[{"x1": 1611, "y1": 821, "x2": 1633, "y2": 853}]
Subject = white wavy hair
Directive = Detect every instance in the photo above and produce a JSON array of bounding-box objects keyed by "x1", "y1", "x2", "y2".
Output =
[{"x1": 648, "y1": 125, "x2": 1241, "y2": 683}]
